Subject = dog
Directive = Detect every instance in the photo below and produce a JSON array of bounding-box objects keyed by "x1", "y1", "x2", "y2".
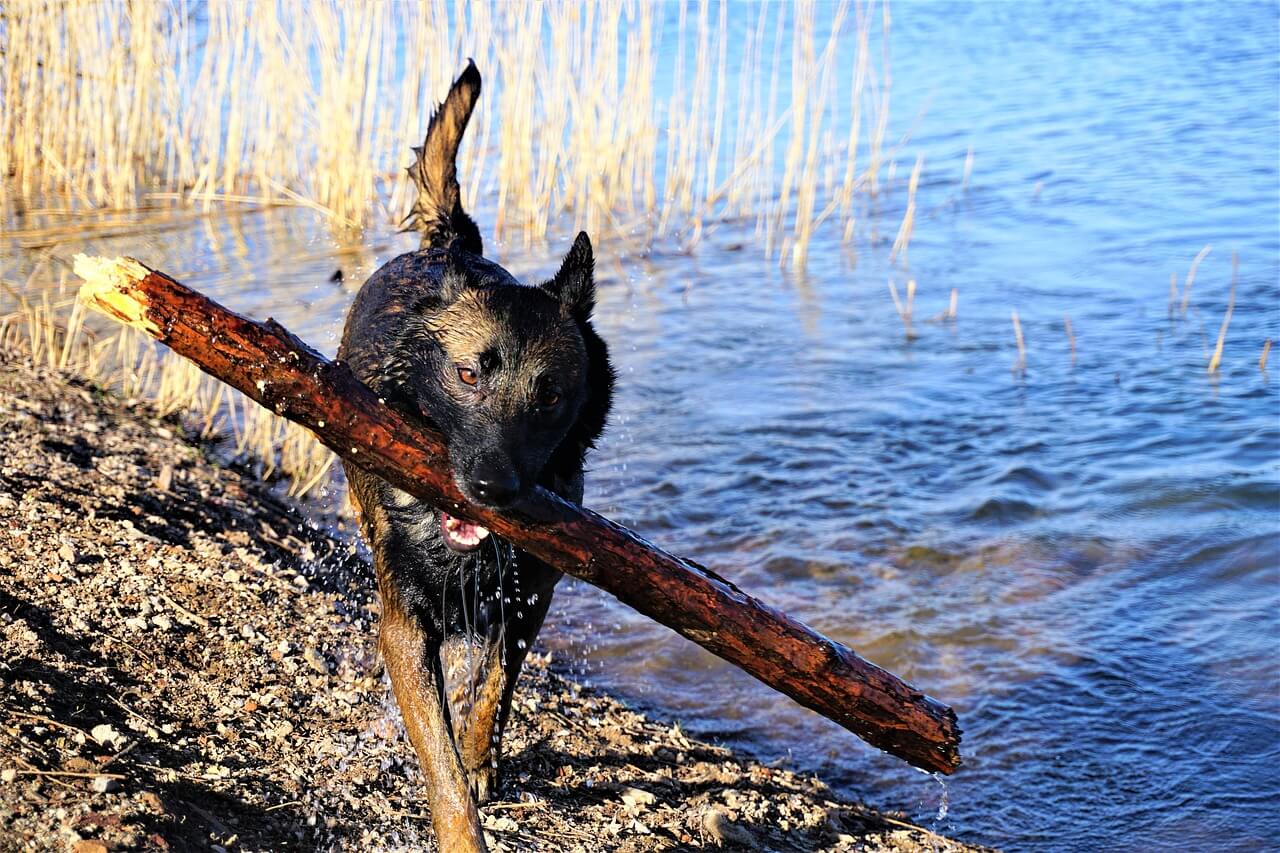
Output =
[{"x1": 338, "y1": 62, "x2": 614, "y2": 852}]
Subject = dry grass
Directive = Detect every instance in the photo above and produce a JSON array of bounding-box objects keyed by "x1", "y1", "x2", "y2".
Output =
[
  {"x1": 0, "y1": 278, "x2": 337, "y2": 501},
  {"x1": 2, "y1": 0, "x2": 898, "y2": 269}
]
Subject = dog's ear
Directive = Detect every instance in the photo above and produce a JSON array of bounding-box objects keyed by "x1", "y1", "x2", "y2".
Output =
[
  {"x1": 438, "y1": 239, "x2": 472, "y2": 303},
  {"x1": 542, "y1": 231, "x2": 595, "y2": 320}
]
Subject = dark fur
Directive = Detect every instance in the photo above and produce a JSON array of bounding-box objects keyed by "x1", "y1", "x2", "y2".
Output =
[{"x1": 338, "y1": 63, "x2": 613, "y2": 852}]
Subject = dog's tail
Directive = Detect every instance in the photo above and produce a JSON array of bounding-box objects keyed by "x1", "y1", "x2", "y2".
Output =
[{"x1": 402, "y1": 61, "x2": 483, "y2": 254}]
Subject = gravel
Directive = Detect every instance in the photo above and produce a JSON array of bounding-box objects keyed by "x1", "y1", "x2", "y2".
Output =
[{"x1": 0, "y1": 354, "x2": 986, "y2": 852}]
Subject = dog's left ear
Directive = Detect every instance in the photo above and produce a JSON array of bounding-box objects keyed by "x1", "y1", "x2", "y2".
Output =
[{"x1": 542, "y1": 231, "x2": 595, "y2": 320}]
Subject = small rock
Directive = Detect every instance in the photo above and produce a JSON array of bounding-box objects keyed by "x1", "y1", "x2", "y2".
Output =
[
  {"x1": 90, "y1": 724, "x2": 124, "y2": 749},
  {"x1": 701, "y1": 807, "x2": 755, "y2": 848},
  {"x1": 90, "y1": 775, "x2": 121, "y2": 793},
  {"x1": 155, "y1": 464, "x2": 173, "y2": 492},
  {"x1": 303, "y1": 646, "x2": 329, "y2": 675},
  {"x1": 58, "y1": 542, "x2": 77, "y2": 564},
  {"x1": 620, "y1": 786, "x2": 656, "y2": 808},
  {"x1": 482, "y1": 814, "x2": 519, "y2": 833},
  {"x1": 0, "y1": 768, "x2": 17, "y2": 783}
]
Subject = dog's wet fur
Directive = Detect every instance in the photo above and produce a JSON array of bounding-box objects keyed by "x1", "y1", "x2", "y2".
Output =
[{"x1": 339, "y1": 63, "x2": 614, "y2": 851}]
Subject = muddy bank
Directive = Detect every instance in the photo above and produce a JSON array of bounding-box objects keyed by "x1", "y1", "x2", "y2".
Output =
[{"x1": 0, "y1": 355, "x2": 983, "y2": 852}]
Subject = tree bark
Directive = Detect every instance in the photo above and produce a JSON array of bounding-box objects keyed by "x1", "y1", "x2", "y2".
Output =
[{"x1": 74, "y1": 255, "x2": 962, "y2": 775}]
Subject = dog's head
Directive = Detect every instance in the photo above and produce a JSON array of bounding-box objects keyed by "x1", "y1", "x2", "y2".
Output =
[{"x1": 391, "y1": 232, "x2": 612, "y2": 542}]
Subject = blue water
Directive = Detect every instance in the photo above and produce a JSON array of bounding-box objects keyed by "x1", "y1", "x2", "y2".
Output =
[
  {"x1": 552, "y1": 3, "x2": 1280, "y2": 850},
  {"x1": 5, "y1": 2, "x2": 1278, "y2": 850}
]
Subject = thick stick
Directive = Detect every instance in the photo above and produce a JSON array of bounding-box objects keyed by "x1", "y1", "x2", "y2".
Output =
[{"x1": 74, "y1": 255, "x2": 961, "y2": 774}]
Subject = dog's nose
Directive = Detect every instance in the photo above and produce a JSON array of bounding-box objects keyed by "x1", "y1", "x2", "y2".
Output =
[{"x1": 468, "y1": 466, "x2": 521, "y2": 508}]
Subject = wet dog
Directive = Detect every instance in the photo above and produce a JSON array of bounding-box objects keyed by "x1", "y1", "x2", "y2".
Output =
[{"x1": 338, "y1": 63, "x2": 614, "y2": 852}]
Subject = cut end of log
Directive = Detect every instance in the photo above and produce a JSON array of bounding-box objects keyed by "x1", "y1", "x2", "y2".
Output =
[{"x1": 74, "y1": 254, "x2": 160, "y2": 336}]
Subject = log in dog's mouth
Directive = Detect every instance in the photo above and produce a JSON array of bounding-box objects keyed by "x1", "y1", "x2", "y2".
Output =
[{"x1": 439, "y1": 510, "x2": 490, "y2": 552}]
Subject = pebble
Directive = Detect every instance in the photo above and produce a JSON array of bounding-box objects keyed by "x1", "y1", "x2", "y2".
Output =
[
  {"x1": 701, "y1": 807, "x2": 755, "y2": 848},
  {"x1": 58, "y1": 542, "x2": 77, "y2": 564},
  {"x1": 303, "y1": 646, "x2": 329, "y2": 675},
  {"x1": 91, "y1": 776, "x2": 121, "y2": 793},
  {"x1": 91, "y1": 724, "x2": 124, "y2": 748},
  {"x1": 620, "y1": 786, "x2": 656, "y2": 808}
]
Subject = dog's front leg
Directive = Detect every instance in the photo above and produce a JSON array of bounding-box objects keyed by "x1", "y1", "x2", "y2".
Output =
[
  {"x1": 445, "y1": 635, "x2": 506, "y2": 804},
  {"x1": 380, "y1": 603, "x2": 488, "y2": 853}
]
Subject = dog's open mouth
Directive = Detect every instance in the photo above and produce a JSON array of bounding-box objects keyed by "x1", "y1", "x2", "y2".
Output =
[{"x1": 439, "y1": 510, "x2": 490, "y2": 552}]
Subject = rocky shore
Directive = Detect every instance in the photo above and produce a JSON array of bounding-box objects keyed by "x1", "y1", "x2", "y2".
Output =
[{"x1": 0, "y1": 355, "x2": 982, "y2": 852}]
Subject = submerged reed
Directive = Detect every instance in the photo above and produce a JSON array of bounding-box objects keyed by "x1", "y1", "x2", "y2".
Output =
[
  {"x1": 1206, "y1": 250, "x2": 1238, "y2": 375},
  {"x1": 1179, "y1": 244, "x2": 1213, "y2": 316},
  {"x1": 888, "y1": 277, "x2": 916, "y2": 338},
  {"x1": 1011, "y1": 310, "x2": 1026, "y2": 373}
]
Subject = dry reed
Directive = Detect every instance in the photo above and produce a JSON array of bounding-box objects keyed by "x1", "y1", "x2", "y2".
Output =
[
  {"x1": 1011, "y1": 310, "x2": 1026, "y2": 373},
  {"x1": 1063, "y1": 313, "x2": 1076, "y2": 364},
  {"x1": 3, "y1": 0, "x2": 897, "y2": 270},
  {"x1": 889, "y1": 154, "x2": 923, "y2": 265},
  {"x1": 1260, "y1": 339, "x2": 1272, "y2": 373},
  {"x1": 1179, "y1": 244, "x2": 1213, "y2": 316},
  {"x1": 0, "y1": 290, "x2": 337, "y2": 500},
  {"x1": 888, "y1": 277, "x2": 916, "y2": 338},
  {"x1": 1206, "y1": 250, "x2": 1237, "y2": 375}
]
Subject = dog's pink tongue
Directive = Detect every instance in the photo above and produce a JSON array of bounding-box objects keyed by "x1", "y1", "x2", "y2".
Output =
[{"x1": 440, "y1": 511, "x2": 490, "y2": 547}]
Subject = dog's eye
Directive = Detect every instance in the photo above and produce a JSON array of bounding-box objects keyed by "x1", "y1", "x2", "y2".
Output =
[
  {"x1": 538, "y1": 389, "x2": 561, "y2": 408},
  {"x1": 456, "y1": 366, "x2": 479, "y2": 386}
]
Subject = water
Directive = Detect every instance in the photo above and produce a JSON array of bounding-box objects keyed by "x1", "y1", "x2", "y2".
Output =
[{"x1": 5, "y1": 2, "x2": 1279, "y2": 850}]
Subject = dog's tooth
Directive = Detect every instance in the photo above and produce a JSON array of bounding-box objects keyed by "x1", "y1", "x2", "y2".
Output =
[{"x1": 475, "y1": 527, "x2": 490, "y2": 540}]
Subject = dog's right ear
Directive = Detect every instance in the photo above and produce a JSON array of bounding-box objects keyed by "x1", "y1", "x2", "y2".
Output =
[{"x1": 541, "y1": 231, "x2": 595, "y2": 320}]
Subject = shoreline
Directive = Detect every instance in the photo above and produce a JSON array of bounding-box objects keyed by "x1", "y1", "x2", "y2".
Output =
[{"x1": 0, "y1": 355, "x2": 984, "y2": 852}]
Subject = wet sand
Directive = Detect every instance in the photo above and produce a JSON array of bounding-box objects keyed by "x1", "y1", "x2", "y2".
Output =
[{"x1": 0, "y1": 354, "x2": 984, "y2": 852}]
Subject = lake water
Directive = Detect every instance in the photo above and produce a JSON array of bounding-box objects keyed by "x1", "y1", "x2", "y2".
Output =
[{"x1": 5, "y1": 2, "x2": 1278, "y2": 850}]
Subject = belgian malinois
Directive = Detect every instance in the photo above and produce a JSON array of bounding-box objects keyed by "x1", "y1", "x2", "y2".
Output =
[{"x1": 339, "y1": 62, "x2": 614, "y2": 851}]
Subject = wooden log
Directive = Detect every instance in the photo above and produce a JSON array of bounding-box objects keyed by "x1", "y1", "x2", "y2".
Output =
[{"x1": 74, "y1": 254, "x2": 962, "y2": 775}]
